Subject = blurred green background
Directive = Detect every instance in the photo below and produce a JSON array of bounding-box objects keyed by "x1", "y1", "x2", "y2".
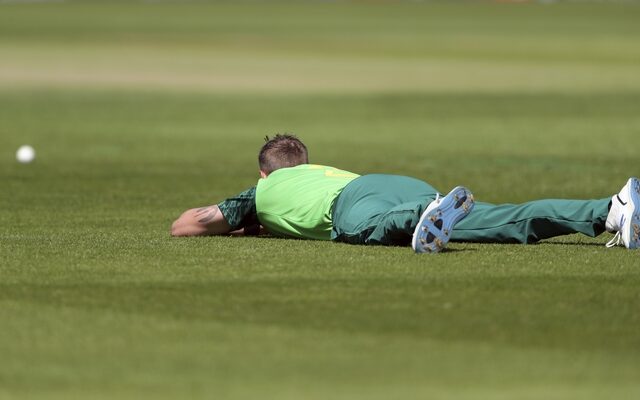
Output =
[{"x1": 1, "y1": 1, "x2": 639, "y2": 399}]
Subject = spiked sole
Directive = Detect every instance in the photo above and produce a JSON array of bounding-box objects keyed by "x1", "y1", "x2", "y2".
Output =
[{"x1": 412, "y1": 186, "x2": 475, "y2": 254}]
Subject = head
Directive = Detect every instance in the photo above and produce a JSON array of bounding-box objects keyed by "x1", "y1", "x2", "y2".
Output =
[{"x1": 258, "y1": 134, "x2": 308, "y2": 177}]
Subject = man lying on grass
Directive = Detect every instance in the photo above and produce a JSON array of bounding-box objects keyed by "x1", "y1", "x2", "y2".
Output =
[{"x1": 171, "y1": 134, "x2": 640, "y2": 253}]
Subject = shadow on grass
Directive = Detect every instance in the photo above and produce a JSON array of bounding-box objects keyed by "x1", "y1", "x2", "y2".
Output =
[
  {"x1": 539, "y1": 241, "x2": 606, "y2": 247},
  {"x1": 441, "y1": 247, "x2": 477, "y2": 253}
]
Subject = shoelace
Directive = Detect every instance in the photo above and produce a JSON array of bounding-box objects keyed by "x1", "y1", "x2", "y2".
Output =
[{"x1": 606, "y1": 231, "x2": 621, "y2": 248}]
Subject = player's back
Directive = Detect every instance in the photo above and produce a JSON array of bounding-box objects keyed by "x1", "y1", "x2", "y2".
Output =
[{"x1": 256, "y1": 164, "x2": 359, "y2": 240}]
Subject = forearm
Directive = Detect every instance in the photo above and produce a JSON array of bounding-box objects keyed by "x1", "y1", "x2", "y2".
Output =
[{"x1": 171, "y1": 205, "x2": 232, "y2": 237}]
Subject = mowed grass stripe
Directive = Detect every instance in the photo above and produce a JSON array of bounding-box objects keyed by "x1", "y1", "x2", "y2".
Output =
[
  {"x1": 1, "y1": 3, "x2": 640, "y2": 93},
  {"x1": 1, "y1": 302, "x2": 638, "y2": 400},
  {"x1": 1, "y1": 90, "x2": 638, "y2": 201},
  {"x1": 2, "y1": 51, "x2": 639, "y2": 93}
]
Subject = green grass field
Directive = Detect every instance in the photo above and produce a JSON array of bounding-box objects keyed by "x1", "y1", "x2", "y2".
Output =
[{"x1": 1, "y1": 1, "x2": 640, "y2": 399}]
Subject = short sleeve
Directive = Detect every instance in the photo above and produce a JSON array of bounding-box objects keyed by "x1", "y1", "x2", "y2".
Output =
[{"x1": 217, "y1": 187, "x2": 259, "y2": 231}]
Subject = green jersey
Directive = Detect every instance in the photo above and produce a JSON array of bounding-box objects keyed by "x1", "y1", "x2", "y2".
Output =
[
  {"x1": 217, "y1": 165, "x2": 359, "y2": 240},
  {"x1": 256, "y1": 164, "x2": 359, "y2": 240}
]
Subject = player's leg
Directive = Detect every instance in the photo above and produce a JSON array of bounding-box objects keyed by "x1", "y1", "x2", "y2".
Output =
[
  {"x1": 333, "y1": 176, "x2": 639, "y2": 248},
  {"x1": 353, "y1": 185, "x2": 474, "y2": 251},
  {"x1": 450, "y1": 198, "x2": 610, "y2": 244},
  {"x1": 331, "y1": 174, "x2": 438, "y2": 245},
  {"x1": 451, "y1": 178, "x2": 640, "y2": 246},
  {"x1": 359, "y1": 200, "x2": 429, "y2": 246},
  {"x1": 331, "y1": 174, "x2": 474, "y2": 251}
]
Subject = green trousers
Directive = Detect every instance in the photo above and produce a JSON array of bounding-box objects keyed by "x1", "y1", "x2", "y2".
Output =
[{"x1": 331, "y1": 174, "x2": 610, "y2": 246}]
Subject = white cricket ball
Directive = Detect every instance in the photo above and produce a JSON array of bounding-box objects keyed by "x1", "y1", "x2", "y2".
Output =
[{"x1": 16, "y1": 145, "x2": 36, "y2": 164}]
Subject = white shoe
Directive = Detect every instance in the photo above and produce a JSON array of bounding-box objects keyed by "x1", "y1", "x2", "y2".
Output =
[
  {"x1": 412, "y1": 186, "x2": 474, "y2": 254},
  {"x1": 605, "y1": 177, "x2": 640, "y2": 249}
]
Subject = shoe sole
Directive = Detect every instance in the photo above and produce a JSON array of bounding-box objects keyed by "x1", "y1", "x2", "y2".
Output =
[
  {"x1": 626, "y1": 178, "x2": 640, "y2": 249},
  {"x1": 412, "y1": 186, "x2": 475, "y2": 254}
]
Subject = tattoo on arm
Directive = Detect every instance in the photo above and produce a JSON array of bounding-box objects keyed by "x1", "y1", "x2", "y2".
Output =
[{"x1": 196, "y1": 206, "x2": 219, "y2": 224}]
